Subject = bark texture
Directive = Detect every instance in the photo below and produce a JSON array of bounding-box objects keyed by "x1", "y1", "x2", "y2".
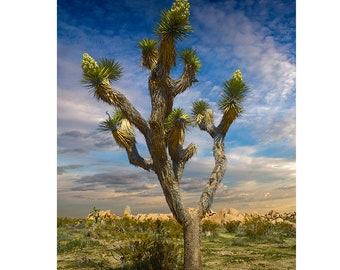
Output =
[{"x1": 183, "y1": 210, "x2": 202, "y2": 269}]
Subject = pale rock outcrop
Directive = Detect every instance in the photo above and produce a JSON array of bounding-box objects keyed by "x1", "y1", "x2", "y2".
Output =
[
  {"x1": 123, "y1": 206, "x2": 132, "y2": 218},
  {"x1": 227, "y1": 208, "x2": 239, "y2": 217}
]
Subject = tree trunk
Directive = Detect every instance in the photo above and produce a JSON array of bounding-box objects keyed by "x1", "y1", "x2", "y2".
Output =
[{"x1": 183, "y1": 212, "x2": 202, "y2": 270}]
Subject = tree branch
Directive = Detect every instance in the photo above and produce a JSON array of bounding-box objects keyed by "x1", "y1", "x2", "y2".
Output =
[
  {"x1": 172, "y1": 66, "x2": 198, "y2": 96},
  {"x1": 96, "y1": 79, "x2": 151, "y2": 142},
  {"x1": 195, "y1": 109, "x2": 218, "y2": 138},
  {"x1": 125, "y1": 144, "x2": 154, "y2": 171},
  {"x1": 216, "y1": 107, "x2": 238, "y2": 137},
  {"x1": 171, "y1": 143, "x2": 197, "y2": 182},
  {"x1": 197, "y1": 140, "x2": 227, "y2": 218}
]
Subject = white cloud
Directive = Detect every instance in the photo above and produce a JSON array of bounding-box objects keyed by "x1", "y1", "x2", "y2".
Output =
[{"x1": 192, "y1": 2, "x2": 296, "y2": 147}]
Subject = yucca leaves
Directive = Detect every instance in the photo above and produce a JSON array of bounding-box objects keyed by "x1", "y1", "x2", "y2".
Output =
[
  {"x1": 180, "y1": 49, "x2": 201, "y2": 72},
  {"x1": 81, "y1": 53, "x2": 123, "y2": 89},
  {"x1": 155, "y1": 0, "x2": 192, "y2": 41},
  {"x1": 218, "y1": 69, "x2": 249, "y2": 116},
  {"x1": 98, "y1": 110, "x2": 135, "y2": 149},
  {"x1": 165, "y1": 108, "x2": 191, "y2": 132},
  {"x1": 98, "y1": 110, "x2": 123, "y2": 132},
  {"x1": 165, "y1": 108, "x2": 191, "y2": 159},
  {"x1": 155, "y1": 0, "x2": 192, "y2": 73},
  {"x1": 138, "y1": 38, "x2": 158, "y2": 53},
  {"x1": 191, "y1": 100, "x2": 209, "y2": 117},
  {"x1": 138, "y1": 39, "x2": 159, "y2": 70},
  {"x1": 191, "y1": 100, "x2": 211, "y2": 125}
]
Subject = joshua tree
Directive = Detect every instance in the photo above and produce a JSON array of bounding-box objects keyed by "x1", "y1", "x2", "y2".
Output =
[
  {"x1": 81, "y1": 0, "x2": 249, "y2": 268},
  {"x1": 89, "y1": 206, "x2": 100, "y2": 223}
]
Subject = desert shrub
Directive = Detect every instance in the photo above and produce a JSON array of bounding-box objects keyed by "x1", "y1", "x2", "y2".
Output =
[
  {"x1": 115, "y1": 219, "x2": 183, "y2": 269},
  {"x1": 201, "y1": 220, "x2": 219, "y2": 237},
  {"x1": 273, "y1": 221, "x2": 296, "y2": 238},
  {"x1": 243, "y1": 214, "x2": 273, "y2": 239},
  {"x1": 225, "y1": 220, "x2": 241, "y2": 233},
  {"x1": 85, "y1": 219, "x2": 95, "y2": 227},
  {"x1": 57, "y1": 238, "x2": 100, "y2": 254},
  {"x1": 57, "y1": 217, "x2": 74, "y2": 227}
]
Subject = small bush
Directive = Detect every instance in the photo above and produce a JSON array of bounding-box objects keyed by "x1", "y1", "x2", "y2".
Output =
[
  {"x1": 115, "y1": 219, "x2": 183, "y2": 269},
  {"x1": 274, "y1": 221, "x2": 296, "y2": 238},
  {"x1": 225, "y1": 220, "x2": 241, "y2": 233},
  {"x1": 57, "y1": 217, "x2": 74, "y2": 227},
  {"x1": 243, "y1": 214, "x2": 273, "y2": 239},
  {"x1": 201, "y1": 220, "x2": 219, "y2": 237},
  {"x1": 85, "y1": 219, "x2": 95, "y2": 227}
]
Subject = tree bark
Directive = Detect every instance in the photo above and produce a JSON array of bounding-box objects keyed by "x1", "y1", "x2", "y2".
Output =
[{"x1": 183, "y1": 210, "x2": 202, "y2": 270}]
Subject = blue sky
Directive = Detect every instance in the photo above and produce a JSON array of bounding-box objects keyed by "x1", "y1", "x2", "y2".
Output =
[{"x1": 57, "y1": 0, "x2": 296, "y2": 217}]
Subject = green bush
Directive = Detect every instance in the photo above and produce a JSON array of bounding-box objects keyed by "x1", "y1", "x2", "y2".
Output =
[
  {"x1": 57, "y1": 217, "x2": 74, "y2": 227},
  {"x1": 224, "y1": 220, "x2": 241, "y2": 233},
  {"x1": 273, "y1": 221, "x2": 296, "y2": 238},
  {"x1": 116, "y1": 219, "x2": 183, "y2": 269},
  {"x1": 201, "y1": 220, "x2": 219, "y2": 237},
  {"x1": 243, "y1": 214, "x2": 273, "y2": 239}
]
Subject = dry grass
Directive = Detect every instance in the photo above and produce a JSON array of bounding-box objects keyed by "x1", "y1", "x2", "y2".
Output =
[{"x1": 57, "y1": 218, "x2": 295, "y2": 269}]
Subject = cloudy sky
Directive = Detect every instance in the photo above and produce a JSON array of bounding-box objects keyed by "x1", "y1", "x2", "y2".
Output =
[{"x1": 57, "y1": 0, "x2": 296, "y2": 217}]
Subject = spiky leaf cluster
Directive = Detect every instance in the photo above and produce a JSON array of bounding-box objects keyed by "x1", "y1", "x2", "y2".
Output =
[
  {"x1": 165, "y1": 108, "x2": 191, "y2": 159},
  {"x1": 98, "y1": 110, "x2": 123, "y2": 132},
  {"x1": 156, "y1": 0, "x2": 192, "y2": 41},
  {"x1": 165, "y1": 108, "x2": 191, "y2": 132},
  {"x1": 138, "y1": 38, "x2": 159, "y2": 53},
  {"x1": 98, "y1": 110, "x2": 135, "y2": 148},
  {"x1": 138, "y1": 39, "x2": 159, "y2": 69},
  {"x1": 218, "y1": 70, "x2": 249, "y2": 115},
  {"x1": 81, "y1": 53, "x2": 123, "y2": 89},
  {"x1": 180, "y1": 49, "x2": 201, "y2": 72},
  {"x1": 191, "y1": 100, "x2": 211, "y2": 124}
]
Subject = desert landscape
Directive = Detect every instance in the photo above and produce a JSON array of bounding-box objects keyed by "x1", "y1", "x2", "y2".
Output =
[{"x1": 57, "y1": 207, "x2": 296, "y2": 269}]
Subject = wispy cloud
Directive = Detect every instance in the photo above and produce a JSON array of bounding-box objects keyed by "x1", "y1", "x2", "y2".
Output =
[{"x1": 57, "y1": 164, "x2": 84, "y2": 175}]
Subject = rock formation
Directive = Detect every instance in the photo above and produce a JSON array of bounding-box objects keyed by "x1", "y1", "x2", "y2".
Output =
[{"x1": 86, "y1": 206, "x2": 296, "y2": 228}]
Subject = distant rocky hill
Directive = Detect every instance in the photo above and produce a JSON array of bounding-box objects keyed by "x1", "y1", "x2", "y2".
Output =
[{"x1": 87, "y1": 206, "x2": 296, "y2": 227}]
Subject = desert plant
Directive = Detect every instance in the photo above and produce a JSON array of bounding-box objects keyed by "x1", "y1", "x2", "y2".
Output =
[
  {"x1": 116, "y1": 220, "x2": 184, "y2": 269},
  {"x1": 201, "y1": 220, "x2": 219, "y2": 237},
  {"x1": 273, "y1": 221, "x2": 296, "y2": 238},
  {"x1": 89, "y1": 206, "x2": 100, "y2": 223},
  {"x1": 225, "y1": 220, "x2": 241, "y2": 233},
  {"x1": 57, "y1": 217, "x2": 74, "y2": 227},
  {"x1": 243, "y1": 214, "x2": 273, "y2": 239},
  {"x1": 80, "y1": 0, "x2": 249, "y2": 268}
]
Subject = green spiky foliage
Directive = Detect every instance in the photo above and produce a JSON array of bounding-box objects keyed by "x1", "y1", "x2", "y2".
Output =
[
  {"x1": 180, "y1": 48, "x2": 201, "y2": 72},
  {"x1": 98, "y1": 110, "x2": 135, "y2": 149},
  {"x1": 81, "y1": 53, "x2": 123, "y2": 91},
  {"x1": 165, "y1": 108, "x2": 191, "y2": 137},
  {"x1": 138, "y1": 39, "x2": 159, "y2": 70},
  {"x1": 165, "y1": 108, "x2": 191, "y2": 159},
  {"x1": 98, "y1": 110, "x2": 123, "y2": 132},
  {"x1": 155, "y1": 0, "x2": 192, "y2": 73},
  {"x1": 219, "y1": 69, "x2": 249, "y2": 117},
  {"x1": 191, "y1": 100, "x2": 209, "y2": 117},
  {"x1": 156, "y1": 0, "x2": 191, "y2": 40},
  {"x1": 191, "y1": 100, "x2": 211, "y2": 125}
]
